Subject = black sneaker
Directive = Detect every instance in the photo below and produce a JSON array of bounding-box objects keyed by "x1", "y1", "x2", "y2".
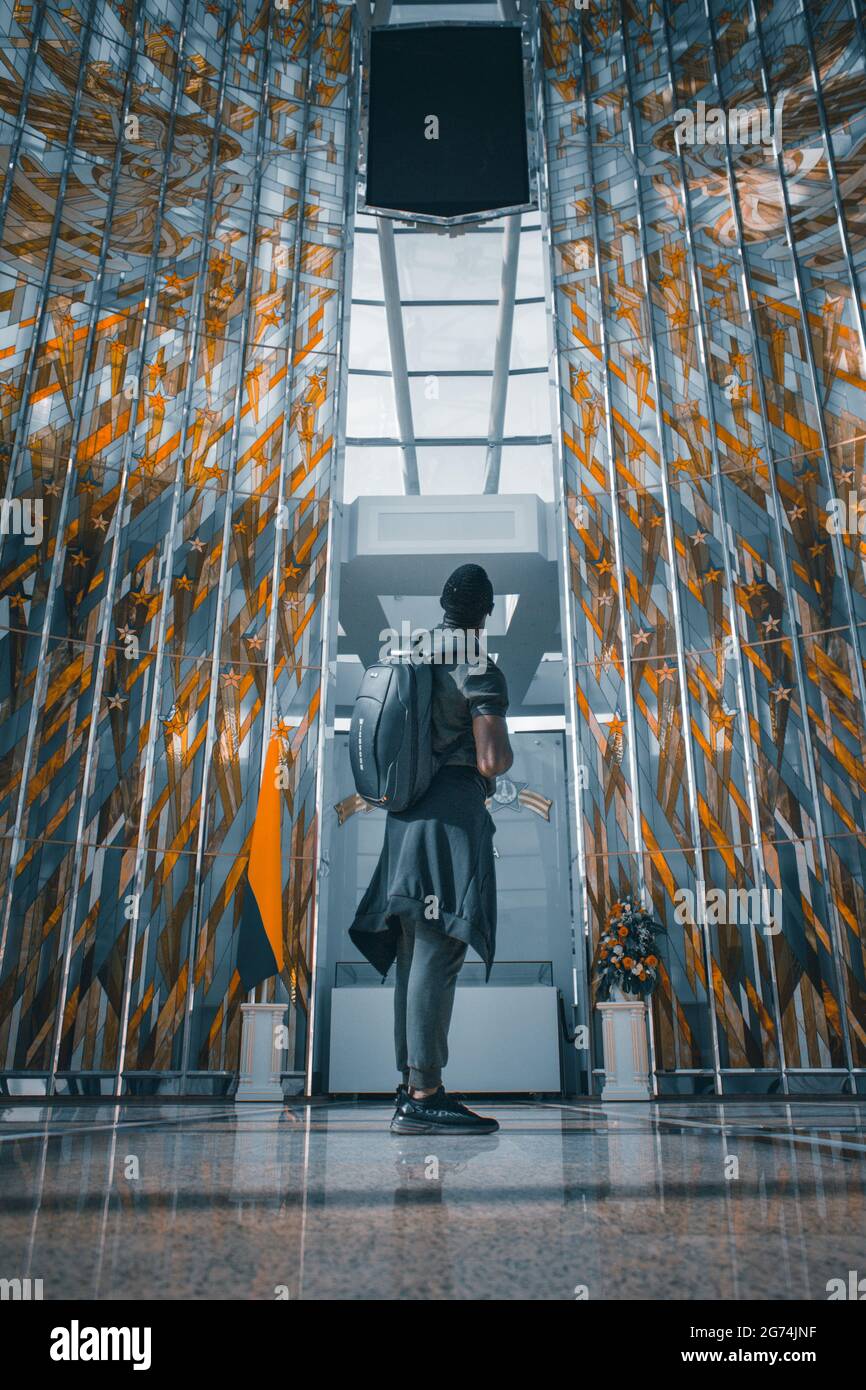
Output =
[{"x1": 390, "y1": 1085, "x2": 499, "y2": 1135}]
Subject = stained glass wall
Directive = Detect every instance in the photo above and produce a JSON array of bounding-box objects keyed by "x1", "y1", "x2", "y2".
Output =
[
  {"x1": 0, "y1": 0, "x2": 355, "y2": 1088},
  {"x1": 540, "y1": 0, "x2": 866, "y2": 1091},
  {"x1": 2, "y1": 0, "x2": 866, "y2": 1097}
]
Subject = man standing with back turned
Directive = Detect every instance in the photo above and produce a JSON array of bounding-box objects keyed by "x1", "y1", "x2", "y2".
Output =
[{"x1": 349, "y1": 564, "x2": 513, "y2": 1135}]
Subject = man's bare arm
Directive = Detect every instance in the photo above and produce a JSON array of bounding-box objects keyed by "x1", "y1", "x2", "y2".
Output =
[{"x1": 472, "y1": 714, "x2": 513, "y2": 781}]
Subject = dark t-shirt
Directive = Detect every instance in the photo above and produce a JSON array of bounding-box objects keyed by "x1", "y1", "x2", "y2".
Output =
[{"x1": 429, "y1": 627, "x2": 509, "y2": 796}]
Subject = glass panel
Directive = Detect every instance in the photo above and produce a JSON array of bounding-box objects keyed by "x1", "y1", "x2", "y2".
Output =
[
  {"x1": 343, "y1": 446, "x2": 405, "y2": 502},
  {"x1": 348, "y1": 303, "x2": 391, "y2": 370},
  {"x1": 417, "y1": 446, "x2": 486, "y2": 493},
  {"x1": 511, "y1": 302, "x2": 549, "y2": 367},
  {"x1": 409, "y1": 374, "x2": 491, "y2": 436},
  {"x1": 345, "y1": 373, "x2": 398, "y2": 439},
  {"x1": 350, "y1": 229, "x2": 384, "y2": 299},
  {"x1": 396, "y1": 229, "x2": 507, "y2": 300},
  {"x1": 500, "y1": 444, "x2": 555, "y2": 500},
  {"x1": 403, "y1": 303, "x2": 500, "y2": 370},
  {"x1": 503, "y1": 371, "x2": 552, "y2": 436}
]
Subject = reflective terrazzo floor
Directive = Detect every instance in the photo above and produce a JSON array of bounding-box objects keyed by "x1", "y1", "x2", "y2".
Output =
[{"x1": 1, "y1": 1099, "x2": 865, "y2": 1300}]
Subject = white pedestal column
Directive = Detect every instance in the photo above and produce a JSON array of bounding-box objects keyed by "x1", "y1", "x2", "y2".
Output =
[
  {"x1": 236, "y1": 1003, "x2": 287, "y2": 1103},
  {"x1": 597, "y1": 998, "x2": 651, "y2": 1100}
]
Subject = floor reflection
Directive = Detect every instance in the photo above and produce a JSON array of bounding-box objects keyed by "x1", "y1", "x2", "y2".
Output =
[{"x1": 1, "y1": 1100, "x2": 865, "y2": 1300}]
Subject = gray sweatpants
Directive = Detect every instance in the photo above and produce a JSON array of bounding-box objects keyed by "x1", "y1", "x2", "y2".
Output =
[{"x1": 394, "y1": 917, "x2": 468, "y2": 1091}]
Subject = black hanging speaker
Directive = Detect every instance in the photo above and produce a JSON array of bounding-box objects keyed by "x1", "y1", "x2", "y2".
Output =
[{"x1": 362, "y1": 24, "x2": 532, "y2": 223}]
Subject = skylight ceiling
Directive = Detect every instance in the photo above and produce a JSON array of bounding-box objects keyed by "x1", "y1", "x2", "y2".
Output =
[{"x1": 344, "y1": 211, "x2": 554, "y2": 500}]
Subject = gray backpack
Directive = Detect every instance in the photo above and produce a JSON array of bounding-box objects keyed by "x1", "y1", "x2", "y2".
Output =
[{"x1": 349, "y1": 657, "x2": 434, "y2": 813}]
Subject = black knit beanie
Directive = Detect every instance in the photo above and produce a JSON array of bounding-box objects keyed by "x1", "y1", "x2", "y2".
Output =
[{"x1": 440, "y1": 564, "x2": 494, "y2": 629}]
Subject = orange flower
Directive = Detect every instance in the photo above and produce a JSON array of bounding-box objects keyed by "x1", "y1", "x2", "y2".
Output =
[
  {"x1": 618, "y1": 926, "x2": 628, "y2": 938},
  {"x1": 622, "y1": 957, "x2": 633, "y2": 969},
  {"x1": 646, "y1": 955, "x2": 658, "y2": 967}
]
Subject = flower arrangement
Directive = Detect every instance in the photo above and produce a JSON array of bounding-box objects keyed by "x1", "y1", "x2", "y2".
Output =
[{"x1": 593, "y1": 896, "x2": 665, "y2": 1001}]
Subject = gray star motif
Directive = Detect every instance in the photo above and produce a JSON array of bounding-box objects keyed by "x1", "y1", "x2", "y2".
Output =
[{"x1": 491, "y1": 775, "x2": 528, "y2": 811}]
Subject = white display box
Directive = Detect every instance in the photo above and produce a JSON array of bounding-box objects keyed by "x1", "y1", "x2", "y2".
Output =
[{"x1": 328, "y1": 985, "x2": 561, "y2": 1093}]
